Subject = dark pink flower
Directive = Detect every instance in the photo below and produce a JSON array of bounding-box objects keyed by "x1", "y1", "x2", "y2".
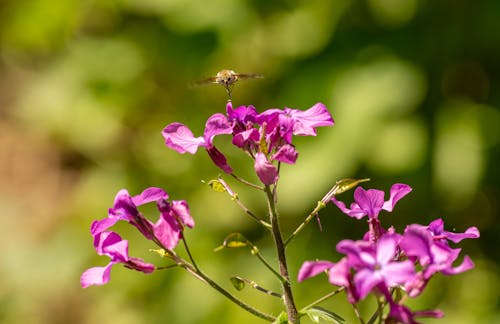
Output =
[
  {"x1": 388, "y1": 302, "x2": 444, "y2": 324},
  {"x1": 162, "y1": 113, "x2": 233, "y2": 173},
  {"x1": 413, "y1": 218, "x2": 480, "y2": 244},
  {"x1": 91, "y1": 187, "x2": 168, "y2": 238},
  {"x1": 91, "y1": 187, "x2": 194, "y2": 251},
  {"x1": 298, "y1": 258, "x2": 358, "y2": 303},
  {"x1": 400, "y1": 224, "x2": 475, "y2": 296},
  {"x1": 256, "y1": 103, "x2": 334, "y2": 144},
  {"x1": 331, "y1": 184, "x2": 412, "y2": 220},
  {"x1": 80, "y1": 231, "x2": 154, "y2": 288},
  {"x1": 338, "y1": 235, "x2": 415, "y2": 300}
]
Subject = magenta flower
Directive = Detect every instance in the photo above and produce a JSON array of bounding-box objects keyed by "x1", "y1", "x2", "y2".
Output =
[
  {"x1": 256, "y1": 103, "x2": 334, "y2": 144},
  {"x1": 388, "y1": 302, "x2": 444, "y2": 324},
  {"x1": 412, "y1": 218, "x2": 480, "y2": 244},
  {"x1": 162, "y1": 113, "x2": 233, "y2": 173},
  {"x1": 91, "y1": 187, "x2": 168, "y2": 238},
  {"x1": 341, "y1": 235, "x2": 414, "y2": 300},
  {"x1": 298, "y1": 258, "x2": 358, "y2": 303},
  {"x1": 401, "y1": 225, "x2": 475, "y2": 276},
  {"x1": 80, "y1": 231, "x2": 155, "y2": 288},
  {"x1": 91, "y1": 187, "x2": 194, "y2": 251},
  {"x1": 331, "y1": 183, "x2": 412, "y2": 220},
  {"x1": 400, "y1": 224, "x2": 476, "y2": 297}
]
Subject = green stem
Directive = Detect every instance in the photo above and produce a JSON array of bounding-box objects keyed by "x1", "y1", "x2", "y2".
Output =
[
  {"x1": 252, "y1": 247, "x2": 287, "y2": 282},
  {"x1": 265, "y1": 185, "x2": 299, "y2": 324},
  {"x1": 168, "y1": 250, "x2": 275, "y2": 322},
  {"x1": 284, "y1": 201, "x2": 325, "y2": 247},
  {"x1": 301, "y1": 287, "x2": 344, "y2": 311},
  {"x1": 353, "y1": 303, "x2": 366, "y2": 324},
  {"x1": 230, "y1": 173, "x2": 264, "y2": 190},
  {"x1": 218, "y1": 176, "x2": 271, "y2": 229},
  {"x1": 182, "y1": 235, "x2": 199, "y2": 271},
  {"x1": 234, "y1": 276, "x2": 282, "y2": 298}
]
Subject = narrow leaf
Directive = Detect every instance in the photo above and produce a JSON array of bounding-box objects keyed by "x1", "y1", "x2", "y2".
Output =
[
  {"x1": 333, "y1": 178, "x2": 370, "y2": 195},
  {"x1": 306, "y1": 307, "x2": 345, "y2": 324}
]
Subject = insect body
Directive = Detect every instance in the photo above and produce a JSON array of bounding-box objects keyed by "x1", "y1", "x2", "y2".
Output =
[{"x1": 195, "y1": 69, "x2": 263, "y2": 100}]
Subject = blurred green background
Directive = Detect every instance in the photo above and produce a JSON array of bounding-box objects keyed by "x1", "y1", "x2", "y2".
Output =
[{"x1": 0, "y1": 0, "x2": 499, "y2": 323}]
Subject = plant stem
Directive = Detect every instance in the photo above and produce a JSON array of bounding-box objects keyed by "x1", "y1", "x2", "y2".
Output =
[
  {"x1": 353, "y1": 303, "x2": 366, "y2": 324},
  {"x1": 168, "y1": 250, "x2": 275, "y2": 322},
  {"x1": 265, "y1": 185, "x2": 299, "y2": 324},
  {"x1": 230, "y1": 173, "x2": 264, "y2": 190},
  {"x1": 251, "y1": 246, "x2": 287, "y2": 282},
  {"x1": 301, "y1": 287, "x2": 344, "y2": 311},
  {"x1": 217, "y1": 176, "x2": 271, "y2": 229},
  {"x1": 284, "y1": 201, "x2": 325, "y2": 247},
  {"x1": 182, "y1": 235, "x2": 199, "y2": 271}
]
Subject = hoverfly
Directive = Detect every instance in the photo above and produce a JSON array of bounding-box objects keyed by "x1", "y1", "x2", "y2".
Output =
[{"x1": 194, "y1": 69, "x2": 263, "y2": 101}]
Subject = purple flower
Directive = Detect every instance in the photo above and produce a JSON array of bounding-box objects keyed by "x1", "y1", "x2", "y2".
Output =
[
  {"x1": 91, "y1": 187, "x2": 194, "y2": 251},
  {"x1": 162, "y1": 113, "x2": 233, "y2": 173},
  {"x1": 331, "y1": 183, "x2": 412, "y2": 220},
  {"x1": 80, "y1": 231, "x2": 155, "y2": 288},
  {"x1": 413, "y1": 218, "x2": 480, "y2": 244},
  {"x1": 400, "y1": 224, "x2": 475, "y2": 296},
  {"x1": 298, "y1": 258, "x2": 358, "y2": 303},
  {"x1": 91, "y1": 187, "x2": 168, "y2": 238},
  {"x1": 337, "y1": 235, "x2": 415, "y2": 300},
  {"x1": 155, "y1": 199, "x2": 195, "y2": 250},
  {"x1": 388, "y1": 302, "x2": 444, "y2": 324},
  {"x1": 256, "y1": 103, "x2": 334, "y2": 144}
]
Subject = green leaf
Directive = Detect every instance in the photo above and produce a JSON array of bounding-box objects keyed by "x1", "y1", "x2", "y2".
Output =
[
  {"x1": 272, "y1": 311, "x2": 288, "y2": 324},
  {"x1": 333, "y1": 178, "x2": 370, "y2": 195},
  {"x1": 213, "y1": 233, "x2": 249, "y2": 251},
  {"x1": 230, "y1": 277, "x2": 246, "y2": 291},
  {"x1": 305, "y1": 307, "x2": 345, "y2": 324}
]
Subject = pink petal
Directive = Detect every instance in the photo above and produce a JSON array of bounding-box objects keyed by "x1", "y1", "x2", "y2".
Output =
[
  {"x1": 132, "y1": 187, "x2": 168, "y2": 206},
  {"x1": 354, "y1": 268, "x2": 382, "y2": 300},
  {"x1": 162, "y1": 122, "x2": 205, "y2": 154},
  {"x1": 330, "y1": 197, "x2": 367, "y2": 219},
  {"x1": 206, "y1": 146, "x2": 233, "y2": 174},
  {"x1": 153, "y1": 216, "x2": 181, "y2": 250},
  {"x1": 203, "y1": 113, "x2": 233, "y2": 144},
  {"x1": 287, "y1": 103, "x2": 334, "y2": 136},
  {"x1": 382, "y1": 183, "x2": 412, "y2": 212},
  {"x1": 298, "y1": 260, "x2": 335, "y2": 282},
  {"x1": 328, "y1": 258, "x2": 351, "y2": 287},
  {"x1": 382, "y1": 260, "x2": 415, "y2": 286},
  {"x1": 441, "y1": 255, "x2": 475, "y2": 275},
  {"x1": 90, "y1": 218, "x2": 119, "y2": 236},
  {"x1": 254, "y1": 152, "x2": 278, "y2": 185},
  {"x1": 80, "y1": 263, "x2": 114, "y2": 288},
  {"x1": 355, "y1": 187, "x2": 384, "y2": 218},
  {"x1": 444, "y1": 226, "x2": 480, "y2": 243},
  {"x1": 376, "y1": 235, "x2": 397, "y2": 265},
  {"x1": 271, "y1": 144, "x2": 298, "y2": 164},
  {"x1": 171, "y1": 200, "x2": 195, "y2": 228}
]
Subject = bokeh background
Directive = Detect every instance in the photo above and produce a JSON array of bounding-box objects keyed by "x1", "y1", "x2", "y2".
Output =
[{"x1": 1, "y1": 0, "x2": 499, "y2": 323}]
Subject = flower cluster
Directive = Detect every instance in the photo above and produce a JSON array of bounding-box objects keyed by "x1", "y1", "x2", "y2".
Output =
[
  {"x1": 81, "y1": 187, "x2": 194, "y2": 288},
  {"x1": 162, "y1": 102, "x2": 334, "y2": 184},
  {"x1": 81, "y1": 96, "x2": 480, "y2": 324},
  {"x1": 298, "y1": 184, "x2": 480, "y2": 323}
]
